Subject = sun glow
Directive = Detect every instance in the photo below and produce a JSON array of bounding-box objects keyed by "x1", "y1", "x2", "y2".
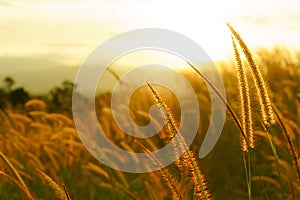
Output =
[{"x1": 0, "y1": 0, "x2": 300, "y2": 66}]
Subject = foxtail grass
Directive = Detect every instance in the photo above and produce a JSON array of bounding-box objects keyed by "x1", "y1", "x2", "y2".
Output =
[
  {"x1": 231, "y1": 36, "x2": 254, "y2": 151},
  {"x1": 0, "y1": 152, "x2": 34, "y2": 200},
  {"x1": 62, "y1": 184, "x2": 72, "y2": 200},
  {"x1": 186, "y1": 61, "x2": 250, "y2": 148},
  {"x1": 146, "y1": 82, "x2": 186, "y2": 171},
  {"x1": 272, "y1": 106, "x2": 300, "y2": 184},
  {"x1": 146, "y1": 83, "x2": 211, "y2": 200},
  {"x1": 36, "y1": 169, "x2": 71, "y2": 200},
  {"x1": 226, "y1": 23, "x2": 275, "y2": 127},
  {"x1": 135, "y1": 140, "x2": 182, "y2": 199}
]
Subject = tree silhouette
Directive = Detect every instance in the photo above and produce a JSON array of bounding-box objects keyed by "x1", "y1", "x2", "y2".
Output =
[
  {"x1": 0, "y1": 88, "x2": 6, "y2": 109},
  {"x1": 4, "y1": 76, "x2": 15, "y2": 92},
  {"x1": 9, "y1": 88, "x2": 30, "y2": 107},
  {"x1": 48, "y1": 80, "x2": 75, "y2": 115}
]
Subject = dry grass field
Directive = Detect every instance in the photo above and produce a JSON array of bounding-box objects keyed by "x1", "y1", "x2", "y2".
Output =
[{"x1": 0, "y1": 25, "x2": 300, "y2": 199}]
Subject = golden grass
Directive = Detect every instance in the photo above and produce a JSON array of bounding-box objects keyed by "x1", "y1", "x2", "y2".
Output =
[
  {"x1": 135, "y1": 140, "x2": 182, "y2": 199},
  {"x1": 146, "y1": 83, "x2": 211, "y2": 200},
  {"x1": 0, "y1": 152, "x2": 34, "y2": 200},
  {"x1": 25, "y1": 99, "x2": 47, "y2": 111},
  {"x1": 36, "y1": 169, "x2": 71, "y2": 200},
  {"x1": 0, "y1": 25, "x2": 299, "y2": 200},
  {"x1": 226, "y1": 23, "x2": 275, "y2": 127},
  {"x1": 272, "y1": 106, "x2": 300, "y2": 183},
  {"x1": 231, "y1": 36, "x2": 254, "y2": 151},
  {"x1": 228, "y1": 24, "x2": 300, "y2": 195}
]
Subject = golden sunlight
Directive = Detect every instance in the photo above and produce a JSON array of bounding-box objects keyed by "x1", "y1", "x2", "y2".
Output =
[
  {"x1": 1, "y1": 1, "x2": 300, "y2": 199},
  {"x1": 1, "y1": 0, "x2": 300, "y2": 64}
]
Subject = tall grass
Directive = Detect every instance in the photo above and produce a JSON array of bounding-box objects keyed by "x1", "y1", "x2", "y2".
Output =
[{"x1": 0, "y1": 25, "x2": 300, "y2": 199}]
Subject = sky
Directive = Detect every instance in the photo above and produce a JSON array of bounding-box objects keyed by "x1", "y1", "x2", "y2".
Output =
[{"x1": 0, "y1": 0, "x2": 300, "y2": 92}]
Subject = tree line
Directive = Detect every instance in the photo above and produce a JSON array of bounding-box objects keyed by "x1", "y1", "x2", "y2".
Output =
[{"x1": 0, "y1": 76, "x2": 74, "y2": 115}]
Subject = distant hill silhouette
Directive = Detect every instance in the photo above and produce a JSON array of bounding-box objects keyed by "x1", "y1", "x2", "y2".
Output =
[{"x1": 0, "y1": 55, "x2": 77, "y2": 93}]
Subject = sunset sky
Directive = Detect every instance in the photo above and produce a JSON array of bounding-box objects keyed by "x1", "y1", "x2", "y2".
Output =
[{"x1": 0, "y1": 0, "x2": 299, "y2": 92}]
